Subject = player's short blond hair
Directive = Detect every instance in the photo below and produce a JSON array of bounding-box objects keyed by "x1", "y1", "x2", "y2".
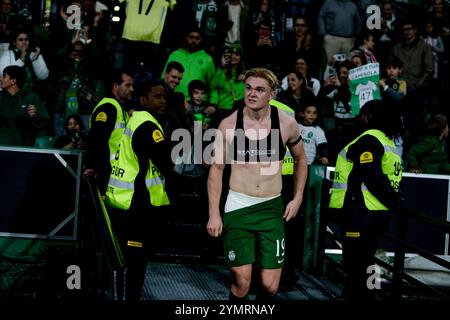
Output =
[{"x1": 244, "y1": 67, "x2": 279, "y2": 91}]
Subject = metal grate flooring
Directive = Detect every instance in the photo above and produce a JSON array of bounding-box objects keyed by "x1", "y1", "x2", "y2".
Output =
[{"x1": 142, "y1": 262, "x2": 339, "y2": 300}]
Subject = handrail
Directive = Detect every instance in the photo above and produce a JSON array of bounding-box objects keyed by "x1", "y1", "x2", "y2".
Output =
[
  {"x1": 319, "y1": 191, "x2": 450, "y2": 300},
  {"x1": 403, "y1": 206, "x2": 450, "y2": 234},
  {"x1": 84, "y1": 175, "x2": 125, "y2": 269},
  {"x1": 375, "y1": 255, "x2": 450, "y2": 300},
  {"x1": 84, "y1": 175, "x2": 127, "y2": 300},
  {"x1": 383, "y1": 233, "x2": 450, "y2": 270}
]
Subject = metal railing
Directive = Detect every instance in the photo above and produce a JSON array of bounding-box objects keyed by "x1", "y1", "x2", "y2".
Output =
[
  {"x1": 84, "y1": 175, "x2": 127, "y2": 300},
  {"x1": 317, "y1": 179, "x2": 450, "y2": 300}
]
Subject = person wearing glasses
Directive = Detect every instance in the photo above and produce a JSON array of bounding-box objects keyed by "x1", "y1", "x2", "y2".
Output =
[
  {"x1": 391, "y1": 18, "x2": 434, "y2": 149},
  {"x1": 0, "y1": 29, "x2": 49, "y2": 90},
  {"x1": 279, "y1": 15, "x2": 323, "y2": 79},
  {"x1": 391, "y1": 19, "x2": 434, "y2": 92}
]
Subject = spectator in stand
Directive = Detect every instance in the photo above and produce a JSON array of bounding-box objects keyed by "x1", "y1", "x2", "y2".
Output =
[
  {"x1": 391, "y1": 19, "x2": 433, "y2": 92},
  {"x1": 80, "y1": 0, "x2": 109, "y2": 42},
  {"x1": 245, "y1": 19, "x2": 277, "y2": 72},
  {"x1": 0, "y1": 0, "x2": 18, "y2": 44},
  {"x1": 279, "y1": 15, "x2": 324, "y2": 79},
  {"x1": 349, "y1": 50, "x2": 366, "y2": 67},
  {"x1": 191, "y1": 0, "x2": 224, "y2": 62},
  {"x1": 250, "y1": 0, "x2": 278, "y2": 44},
  {"x1": 280, "y1": 55, "x2": 321, "y2": 96},
  {"x1": 317, "y1": 0, "x2": 361, "y2": 61},
  {"x1": 423, "y1": 19, "x2": 445, "y2": 81},
  {"x1": 66, "y1": 0, "x2": 110, "y2": 70},
  {"x1": 186, "y1": 79, "x2": 210, "y2": 130},
  {"x1": 379, "y1": 56, "x2": 407, "y2": 104},
  {"x1": 379, "y1": 56, "x2": 407, "y2": 156},
  {"x1": 172, "y1": 79, "x2": 208, "y2": 190},
  {"x1": 423, "y1": 18, "x2": 447, "y2": 116},
  {"x1": 277, "y1": 69, "x2": 315, "y2": 121},
  {"x1": 53, "y1": 114, "x2": 88, "y2": 150},
  {"x1": 376, "y1": 1, "x2": 402, "y2": 64},
  {"x1": 210, "y1": 44, "x2": 245, "y2": 125},
  {"x1": 298, "y1": 102, "x2": 329, "y2": 165},
  {"x1": 0, "y1": 29, "x2": 49, "y2": 90},
  {"x1": 426, "y1": 0, "x2": 450, "y2": 42},
  {"x1": 391, "y1": 18, "x2": 434, "y2": 148},
  {"x1": 161, "y1": 27, "x2": 215, "y2": 101},
  {"x1": 222, "y1": 0, "x2": 250, "y2": 49},
  {"x1": 162, "y1": 61, "x2": 184, "y2": 93},
  {"x1": 353, "y1": 31, "x2": 377, "y2": 64},
  {"x1": 0, "y1": 65, "x2": 51, "y2": 146},
  {"x1": 318, "y1": 60, "x2": 355, "y2": 160},
  {"x1": 15, "y1": 0, "x2": 33, "y2": 31},
  {"x1": 52, "y1": 40, "x2": 104, "y2": 137},
  {"x1": 406, "y1": 114, "x2": 450, "y2": 174}
]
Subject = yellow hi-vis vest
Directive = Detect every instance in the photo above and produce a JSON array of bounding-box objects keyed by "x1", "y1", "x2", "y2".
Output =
[
  {"x1": 105, "y1": 111, "x2": 170, "y2": 210},
  {"x1": 329, "y1": 129, "x2": 402, "y2": 210},
  {"x1": 90, "y1": 97, "x2": 128, "y2": 157},
  {"x1": 270, "y1": 99, "x2": 295, "y2": 175}
]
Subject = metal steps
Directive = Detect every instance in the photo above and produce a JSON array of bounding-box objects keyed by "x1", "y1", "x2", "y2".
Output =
[{"x1": 141, "y1": 262, "x2": 337, "y2": 300}]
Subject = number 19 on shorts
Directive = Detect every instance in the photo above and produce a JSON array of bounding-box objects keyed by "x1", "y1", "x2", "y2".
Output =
[{"x1": 276, "y1": 239, "x2": 285, "y2": 263}]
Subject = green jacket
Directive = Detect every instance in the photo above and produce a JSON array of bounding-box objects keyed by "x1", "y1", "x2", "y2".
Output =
[
  {"x1": 0, "y1": 88, "x2": 50, "y2": 147},
  {"x1": 406, "y1": 135, "x2": 450, "y2": 174},
  {"x1": 209, "y1": 68, "x2": 244, "y2": 110},
  {"x1": 162, "y1": 48, "x2": 215, "y2": 100}
]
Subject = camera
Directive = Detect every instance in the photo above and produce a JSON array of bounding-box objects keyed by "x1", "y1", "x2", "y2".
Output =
[
  {"x1": 386, "y1": 79, "x2": 400, "y2": 91},
  {"x1": 333, "y1": 53, "x2": 347, "y2": 62}
]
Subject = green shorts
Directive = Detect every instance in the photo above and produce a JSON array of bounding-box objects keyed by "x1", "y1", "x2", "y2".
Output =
[{"x1": 222, "y1": 196, "x2": 285, "y2": 269}]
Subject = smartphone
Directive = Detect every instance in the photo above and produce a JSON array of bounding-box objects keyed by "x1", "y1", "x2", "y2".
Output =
[{"x1": 328, "y1": 67, "x2": 337, "y2": 77}]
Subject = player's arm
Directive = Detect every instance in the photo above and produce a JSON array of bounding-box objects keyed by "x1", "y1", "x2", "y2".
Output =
[
  {"x1": 348, "y1": 135, "x2": 403, "y2": 209},
  {"x1": 207, "y1": 121, "x2": 227, "y2": 237},
  {"x1": 284, "y1": 118, "x2": 308, "y2": 221}
]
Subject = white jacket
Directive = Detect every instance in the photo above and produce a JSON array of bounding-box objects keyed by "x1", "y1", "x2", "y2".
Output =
[{"x1": 0, "y1": 49, "x2": 49, "y2": 80}]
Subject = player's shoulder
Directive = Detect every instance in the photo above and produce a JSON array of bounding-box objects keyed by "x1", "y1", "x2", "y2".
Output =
[
  {"x1": 279, "y1": 110, "x2": 298, "y2": 131},
  {"x1": 219, "y1": 110, "x2": 238, "y2": 130}
]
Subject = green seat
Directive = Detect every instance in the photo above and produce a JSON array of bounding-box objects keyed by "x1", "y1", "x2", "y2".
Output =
[{"x1": 34, "y1": 136, "x2": 56, "y2": 149}]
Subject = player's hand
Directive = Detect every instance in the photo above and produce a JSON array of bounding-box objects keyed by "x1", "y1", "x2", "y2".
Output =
[
  {"x1": 207, "y1": 215, "x2": 223, "y2": 237},
  {"x1": 283, "y1": 199, "x2": 302, "y2": 222}
]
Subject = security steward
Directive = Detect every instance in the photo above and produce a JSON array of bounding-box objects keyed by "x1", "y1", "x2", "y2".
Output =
[
  {"x1": 329, "y1": 99, "x2": 404, "y2": 300},
  {"x1": 105, "y1": 79, "x2": 172, "y2": 300},
  {"x1": 84, "y1": 69, "x2": 134, "y2": 194}
]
